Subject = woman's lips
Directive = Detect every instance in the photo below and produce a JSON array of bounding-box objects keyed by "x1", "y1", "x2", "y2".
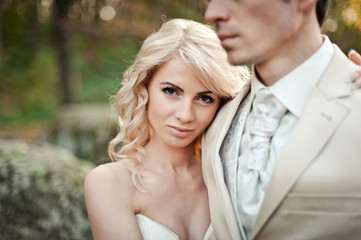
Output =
[{"x1": 168, "y1": 125, "x2": 194, "y2": 138}]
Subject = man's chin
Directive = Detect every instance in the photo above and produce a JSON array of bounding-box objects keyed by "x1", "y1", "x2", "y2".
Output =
[
  {"x1": 226, "y1": 52, "x2": 244, "y2": 66},
  {"x1": 225, "y1": 48, "x2": 254, "y2": 66}
]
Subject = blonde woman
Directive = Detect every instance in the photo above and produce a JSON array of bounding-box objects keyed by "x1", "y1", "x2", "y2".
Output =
[{"x1": 84, "y1": 18, "x2": 249, "y2": 240}]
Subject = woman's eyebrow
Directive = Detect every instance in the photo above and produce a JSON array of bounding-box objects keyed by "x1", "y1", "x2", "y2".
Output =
[
  {"x1": 160, "y1": 82, "x2": 213, "y2": 95},
  {"x1": 198, "y1": 91, "x2": 213, "y2": 94},
  {"x1": 160, "y1": 82, "x2": 183, "y2": 92}
]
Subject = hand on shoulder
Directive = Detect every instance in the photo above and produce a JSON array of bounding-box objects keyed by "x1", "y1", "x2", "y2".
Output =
[{"x1": 348, "y1": 49, "x2": 361, "y2": 88}]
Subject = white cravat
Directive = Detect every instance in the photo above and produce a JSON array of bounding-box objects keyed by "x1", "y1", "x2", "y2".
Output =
[
  {"x1": 248, "y1": 88, "x2": 287, "y2": 172},
  {"x1": 238, "y1": 87, "x2": 287, "y2": 233}
]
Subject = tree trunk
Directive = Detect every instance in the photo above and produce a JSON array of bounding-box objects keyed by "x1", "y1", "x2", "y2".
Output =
[
  {"x1": 0, "y1": 1, "x2": 3, "y2": 85},
  {"x1": 54, "y1": 0, "x2": 73, "y2": 104}
]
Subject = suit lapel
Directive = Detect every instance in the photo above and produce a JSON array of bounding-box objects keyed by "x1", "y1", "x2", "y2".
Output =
[
  {"x1": 251, "y1": 46, "x2": 355, "y2": 238},
  {"x1": 205, "y1": 79, "x2": 251, "y2": 239},
  {"x1": 215, "y1": 80, "x2": 252, "y2": 151}
]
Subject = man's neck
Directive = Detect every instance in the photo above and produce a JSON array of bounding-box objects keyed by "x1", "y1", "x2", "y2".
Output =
[{"x1": 255, "y1": 26, "x2": 323, "y2": 86}]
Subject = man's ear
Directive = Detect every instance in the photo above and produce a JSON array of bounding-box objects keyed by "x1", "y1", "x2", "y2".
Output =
[{"x1": 299, "y1": 0, "x2": 317, "y2": 11}]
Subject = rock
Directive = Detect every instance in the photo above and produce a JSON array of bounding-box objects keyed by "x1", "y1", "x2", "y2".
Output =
[
  {"x1": 45, "y1": 104, "x2": 118, "y2": 164},
  {"x1": 0, "y1": 139, "x2": 95, "y2": 240}
]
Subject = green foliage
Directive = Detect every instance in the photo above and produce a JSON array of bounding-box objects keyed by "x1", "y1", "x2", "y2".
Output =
[
  {"x1": 142, "y1": 0, "x2": 206, "y2": 23},
  {"x1": 0, "y1": 48, "x2": 58, "y2": 125},
  {"x1": 71, "y1": 36, "x2": 140, "y2": 103},
  {"x1": 1, "y1": 1, "x2": 58, "y2": 126},
  {"x1": 2, "y1": 1, "x2": 39, "y2": 68},
  {"x1": 0, "y1": 139, "x2": 94, "y2": 240},
  {"x1": 325, "y1": 0, "x2": 361, "y2": 54},
  {"x1": 328, "y1": 21, "x2": 361, "y2": 54}
]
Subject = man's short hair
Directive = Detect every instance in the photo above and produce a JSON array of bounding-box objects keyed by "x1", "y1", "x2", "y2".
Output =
[{"x1": 316, "y1": 0, "x2": 329, "y2": 26}]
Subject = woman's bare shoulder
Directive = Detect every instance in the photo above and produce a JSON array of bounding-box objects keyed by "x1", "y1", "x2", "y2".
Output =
[
  {"x1": 86, "y1": 160, "x2": 133, "y2": 177},
  {"x1": 85, "y1": 160, "x2": 135, "y2": 192},
  {"x1": 84, "y1": 160, "x2": 143, "y2": 239},
  {"x1": 84, "y1": 159, "x2": 139, "y2": 210}
]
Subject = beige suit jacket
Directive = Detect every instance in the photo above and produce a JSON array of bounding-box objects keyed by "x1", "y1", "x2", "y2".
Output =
[{"x1": 202, "y1": 45, "x2": 361, "y2": 240}]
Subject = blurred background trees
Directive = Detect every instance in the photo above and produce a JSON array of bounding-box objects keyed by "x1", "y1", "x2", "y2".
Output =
[
  {"x1": 324, "y1": 0, "x2": 361, "y2": 53},
  {"x1": 0, "y1": 0, "x2": 360, "y2": 128},
  {"x1": 0, "y1": 0, "x2": 207, "y2": 128},
  {"x1": 0, "y1": 1, "x2": 360, "y2": 239}
]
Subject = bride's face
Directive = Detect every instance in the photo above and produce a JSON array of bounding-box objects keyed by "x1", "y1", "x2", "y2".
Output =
[{"x1": 147, "y1": 57, "x2": 221, "y2": 148}]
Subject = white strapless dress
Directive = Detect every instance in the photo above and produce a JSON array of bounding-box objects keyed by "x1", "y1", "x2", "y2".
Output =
[{"x1": 136, "y1": 214, "x2": 213, "y2": 240}]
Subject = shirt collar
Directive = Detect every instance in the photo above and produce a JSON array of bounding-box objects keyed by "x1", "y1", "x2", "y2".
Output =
[{"x1": 250, "y1": 35, "x2": 334, "y2": 118}]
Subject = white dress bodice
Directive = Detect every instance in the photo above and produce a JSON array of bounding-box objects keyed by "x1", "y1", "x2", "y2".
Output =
[{"x1": 136, "y1": 214, "x2": 213, "y2": 240}]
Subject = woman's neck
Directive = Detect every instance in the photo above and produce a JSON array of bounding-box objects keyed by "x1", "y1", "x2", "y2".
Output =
[{"x1": 143, "y1": 137, "x2": 197, "y2": 173}]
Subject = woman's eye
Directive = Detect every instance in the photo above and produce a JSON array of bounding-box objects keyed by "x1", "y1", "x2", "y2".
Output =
[
  {"x1": 199, "y1": 95, "x2": 215, "y2": 104},
  {"x1": 162, "y1": 87, "x2": 177, "y2": 96}
]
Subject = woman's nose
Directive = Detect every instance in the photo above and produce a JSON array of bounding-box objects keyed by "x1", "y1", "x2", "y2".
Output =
[{"x1": 175, "y1": 99, "x2": 195, "y2": 122}]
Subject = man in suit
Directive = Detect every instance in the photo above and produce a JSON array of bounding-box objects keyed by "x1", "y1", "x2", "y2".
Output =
[{"x1": 202, "y1": 0, "x2": 361, "y2": 239}]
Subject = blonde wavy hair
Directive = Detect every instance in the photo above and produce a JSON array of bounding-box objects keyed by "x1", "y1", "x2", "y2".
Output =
[{"x1": 108, "y1": 18, "x2": 249, "y2": 191}]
